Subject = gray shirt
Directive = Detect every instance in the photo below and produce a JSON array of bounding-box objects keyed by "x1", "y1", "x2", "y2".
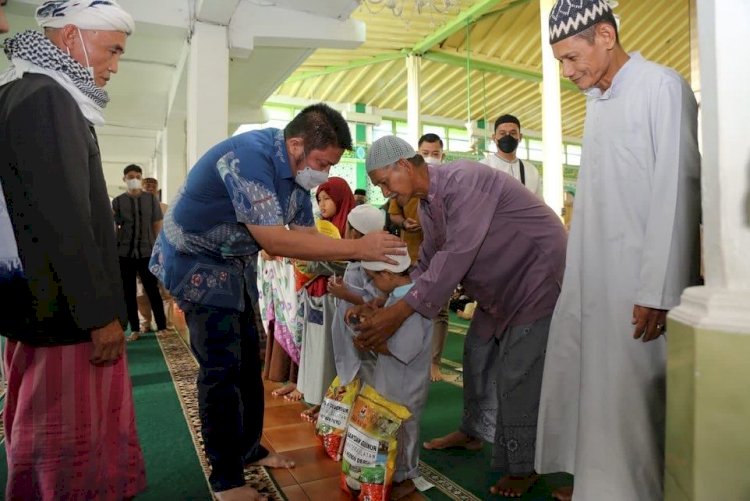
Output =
[{"x1": 113, "y1": 191, "x2": 163, "y2": 258}]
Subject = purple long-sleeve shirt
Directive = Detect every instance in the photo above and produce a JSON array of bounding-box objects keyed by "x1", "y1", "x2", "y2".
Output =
[{"x1": 405, "y1": 161, "x2": 567, "y2": 337}]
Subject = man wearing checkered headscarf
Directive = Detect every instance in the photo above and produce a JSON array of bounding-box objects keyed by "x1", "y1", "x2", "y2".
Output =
[
  {"x1": 0, "y1": 1, "x2": 146, "y2": 499},
  {"x1": 535, "y1": 1, "x2": 701, "y2": 500}
]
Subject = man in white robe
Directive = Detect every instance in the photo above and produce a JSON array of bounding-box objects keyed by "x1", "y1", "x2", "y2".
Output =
[{"x1": 535, "y1": 1, "x2": 701, "y2": 500}]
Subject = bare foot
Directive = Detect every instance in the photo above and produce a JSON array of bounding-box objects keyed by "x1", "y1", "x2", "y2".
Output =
[
  {"x1": 301, "y1": 405, "x2": 320, "y2": 422},
  {"x1": 390, "y1": 479, "x2": 420, "y2": 500},
  {"x1": 250, "y1": 452, "x2": 295, "y2": 469},
  {"x1": 552, "y1": 485, "x2": 574, "y2": 501},
  {"x1": 283, "y1": 388, "x2": 303, "y2": 402},
  {"x1": 490, "y1": 472, "x2": 539, "y2": 497},
  {"x1": 214, "y1": 485, "x2": 267, "y2": 501},
  {"x1": 126, "y1": 332, "x2": 140, "y2": 342},
  {"x1": 430, "y1": 363, "x2": 443, "y2": 382},
  {"x1": 271, "y1": 382, "x2": 296, "y2": 398},
  {"x1": 423, "y1": 430, "x2": 482, "y2": 451}
]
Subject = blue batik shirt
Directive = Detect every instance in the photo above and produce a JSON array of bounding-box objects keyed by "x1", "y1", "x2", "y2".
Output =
[{"x1": 150, "y1": 128, "x2": 314, "y2": 311}]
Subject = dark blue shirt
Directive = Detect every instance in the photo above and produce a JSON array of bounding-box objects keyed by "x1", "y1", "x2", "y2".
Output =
[{"x1": 150, "y1": 128, "x2": 313, "y2": 311}]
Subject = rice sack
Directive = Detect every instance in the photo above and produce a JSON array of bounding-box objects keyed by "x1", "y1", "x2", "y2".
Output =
[
  {"x1": 340, "y1": 385, "x2": 411, "y2": 500},
  {"x1": 316, "y1": 376, "x2": 361, "y2": 460}
]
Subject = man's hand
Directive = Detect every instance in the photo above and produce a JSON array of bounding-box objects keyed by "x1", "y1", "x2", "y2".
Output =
[
  {"x1": 90, "y1": 320, "x2": 125, "y2": 366},
  {"x1": 346, "y1": 303, "x2": 378, "y2": 325},
  {"x1": 355, "y1": 232, "x2": 407, "y2": 264},
  {"x1": 354, "y1": 301, "x2": 413, "y2": 349},
  {"x1": 402, "y1": 218, "x2": 421, "y2": 232},
  {"x1": 632, "y1": 304, "x2": 668, "y2": 342}
]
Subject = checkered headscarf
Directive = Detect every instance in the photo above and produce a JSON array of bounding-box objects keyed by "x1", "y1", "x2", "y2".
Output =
[{"x1": 3, "y1": 30, "x2": 108, "y2": 107}]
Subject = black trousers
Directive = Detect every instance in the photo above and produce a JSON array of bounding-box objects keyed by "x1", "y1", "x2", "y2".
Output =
[
  {"x1": 119, "y1": 257, "x2": 166, "y2": 333},
  {"x1": 181, "y1": 297, "x2": 268, "y2": 492}
]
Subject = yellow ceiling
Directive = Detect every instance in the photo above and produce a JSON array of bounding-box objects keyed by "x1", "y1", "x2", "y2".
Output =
[{"x1": 273, "y1": 0, "x2": 693, "y2": 140}]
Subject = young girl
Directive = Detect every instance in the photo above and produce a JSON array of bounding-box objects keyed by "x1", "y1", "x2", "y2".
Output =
[
  {"x1": 327, "y1": 204, "x2": 386, "y2": 387},
  {"x1": 295, "y1": 177, "x2": 354, "y2": 420}
]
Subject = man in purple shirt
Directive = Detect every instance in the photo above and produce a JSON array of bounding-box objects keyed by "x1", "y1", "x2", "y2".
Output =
[{"x1": 354, "y1": 135, "x2": 567, "y2": 497}]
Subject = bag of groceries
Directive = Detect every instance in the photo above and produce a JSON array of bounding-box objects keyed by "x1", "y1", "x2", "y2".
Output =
[
  {"x1": 340, "y1": 385, "x2": 411, "y2": 501},
  {"x1": 316, "y1": 376, "x2": 361, "y2": 460}
]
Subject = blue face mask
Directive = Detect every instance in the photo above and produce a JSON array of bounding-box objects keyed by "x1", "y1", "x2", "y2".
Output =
[{"x1": 295, "y1": 166, "x2": 329, "y2": 191}]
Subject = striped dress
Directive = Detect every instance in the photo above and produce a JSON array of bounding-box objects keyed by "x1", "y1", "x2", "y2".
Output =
[{"x1": 2, "y1": 340, "x2": 146, "y2": 500}]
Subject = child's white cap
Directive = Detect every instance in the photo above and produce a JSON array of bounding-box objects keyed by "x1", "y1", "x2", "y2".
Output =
[
  {"x1": 347, "y1": 205, "x2": 385, "y2": 235},
  {"x1": 361, "y1": 253, "x2": 412, "y2": 274}
]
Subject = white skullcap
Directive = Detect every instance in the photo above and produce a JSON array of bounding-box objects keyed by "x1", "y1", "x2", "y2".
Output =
[
  {"x1": 348, "y1": 205, "x2": 385, "y2": 235},
  {"x1": 36, "y1": 0, "x2": 135, "y2": 35},
  {"x1": 366, "y1": 135, "x2": 416, "y2": 173},
  {"x1": 361, "y1": 253, "x2": 412, "y2": 274}
]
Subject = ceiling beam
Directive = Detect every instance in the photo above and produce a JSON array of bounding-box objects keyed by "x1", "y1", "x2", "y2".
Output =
[
  {"x1": 284, "y1": 52, "x2": 407, "y2": 83},
  {"x1": 229, "y1": 3, "x2": 365, "y2": 58},
  {"x1": 195, "y1": 0, "x2": 241, "y2": 25},
  {"x1": 411, "y1": 0, "x2": 531, "y2": 55},
  {"x1": 422, "y1": 51, "x2": 578, "y2": 92}
]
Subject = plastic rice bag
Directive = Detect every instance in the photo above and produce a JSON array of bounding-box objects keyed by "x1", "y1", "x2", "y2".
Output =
[
  {"x1": 340, "y1": 385, "x2": 411, "y2": 501},
  {"x1": 316, "y1": 376, "x2": 361, "y2": 461}
]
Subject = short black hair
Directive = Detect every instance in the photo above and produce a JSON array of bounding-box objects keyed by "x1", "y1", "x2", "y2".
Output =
[
  {"x1": 354, "y1": 189, "x2": 367, "y2": 196},
  {"x1": 123, "y1": 164, "x2": 142, "y2": 176},
  {"x1": 284, "y1": 103, "x2": 353, "y2": 152},
  {"x1": 418, "y1": 133, "x2": 443, "y2": 148},
  {"x1": 407, "y1": 154, "x2": 425, "y2": 166},
  {"x1": 576, "y1": 10, "x2": 619, "y2": 44},
  {"x1": 494, "y1": 114, "x2": 521, "y2": 132}
]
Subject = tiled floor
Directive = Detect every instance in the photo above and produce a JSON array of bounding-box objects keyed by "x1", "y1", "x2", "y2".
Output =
[{"x1": 262, "y1": 381, "x2": 426, "y2": 501}]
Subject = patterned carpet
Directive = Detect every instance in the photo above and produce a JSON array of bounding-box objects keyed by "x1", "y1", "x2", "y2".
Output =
[
  {"x1": 156, "y1": 332, "x2": 285, "y2": 500},
  {"x1": 417, "y1": 461, "x2": 480, "y2": 501}
]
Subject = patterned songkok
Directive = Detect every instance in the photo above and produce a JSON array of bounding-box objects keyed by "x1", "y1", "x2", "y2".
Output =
[{"x1": 549, "y1": 0, "x2": 614, "y2": 44}]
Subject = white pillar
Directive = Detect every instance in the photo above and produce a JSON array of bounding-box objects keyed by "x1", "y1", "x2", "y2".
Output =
[
  {"x1": 159, "y1": 127, "x2": 169, "y2": 200},
  {"x1": 664, "y1": 5, "x2": 750, "y2": 499},
  {"x1": 187, "y1": 21, "x2": 229, "y2": 169},
  {"x1": 692, "y1": 0, "x2": 750, "y2": 295},
  {"x1": 539, "y1": 0, "x2": 564, "y2": 215},
  {"x1": 165, "y1": 113, "x2": 187, "y2": 202},
  {"x1": 406, "y1": 54, "x2": 422, "y2": 147}
]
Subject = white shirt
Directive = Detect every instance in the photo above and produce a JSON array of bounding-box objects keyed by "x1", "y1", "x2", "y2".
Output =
[{"x1": 482, "y1": 154, "x2": 543, "y2": 200}]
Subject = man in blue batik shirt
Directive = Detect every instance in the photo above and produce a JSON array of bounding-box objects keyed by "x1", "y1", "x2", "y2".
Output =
[{"x1": 150, "y1": 103, "x2": 403, "y2": 501}]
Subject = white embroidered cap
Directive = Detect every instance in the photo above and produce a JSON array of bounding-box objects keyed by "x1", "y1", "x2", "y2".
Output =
[
  {"x1": 361, "y1": 253, "x2": 412, "y2": 274},
  {"x1": 347, "y1": 205, "x2": 385, "y2": 235}
]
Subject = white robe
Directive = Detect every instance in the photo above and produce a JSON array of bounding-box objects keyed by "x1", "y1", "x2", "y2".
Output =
[
  {"x1": 535, "y1": 53, "x2": 701, "y2": 501},
  {"x1": 482, "y1": 155, "x2": 543, "y2": 200}
]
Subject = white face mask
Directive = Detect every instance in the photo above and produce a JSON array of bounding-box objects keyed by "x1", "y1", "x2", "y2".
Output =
[
  {"x1": 295, "y1": 166, "x2": 329, "y2": 191},
  {"x1": 424, "y1": 156, "x2": 442, "y2": 165},
  {"x1": 75, "y1": 28, "x2": 95, "y2": 80},
  {"x1": 126, "y1": 178, "x2": 141, "y2": 191}
]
